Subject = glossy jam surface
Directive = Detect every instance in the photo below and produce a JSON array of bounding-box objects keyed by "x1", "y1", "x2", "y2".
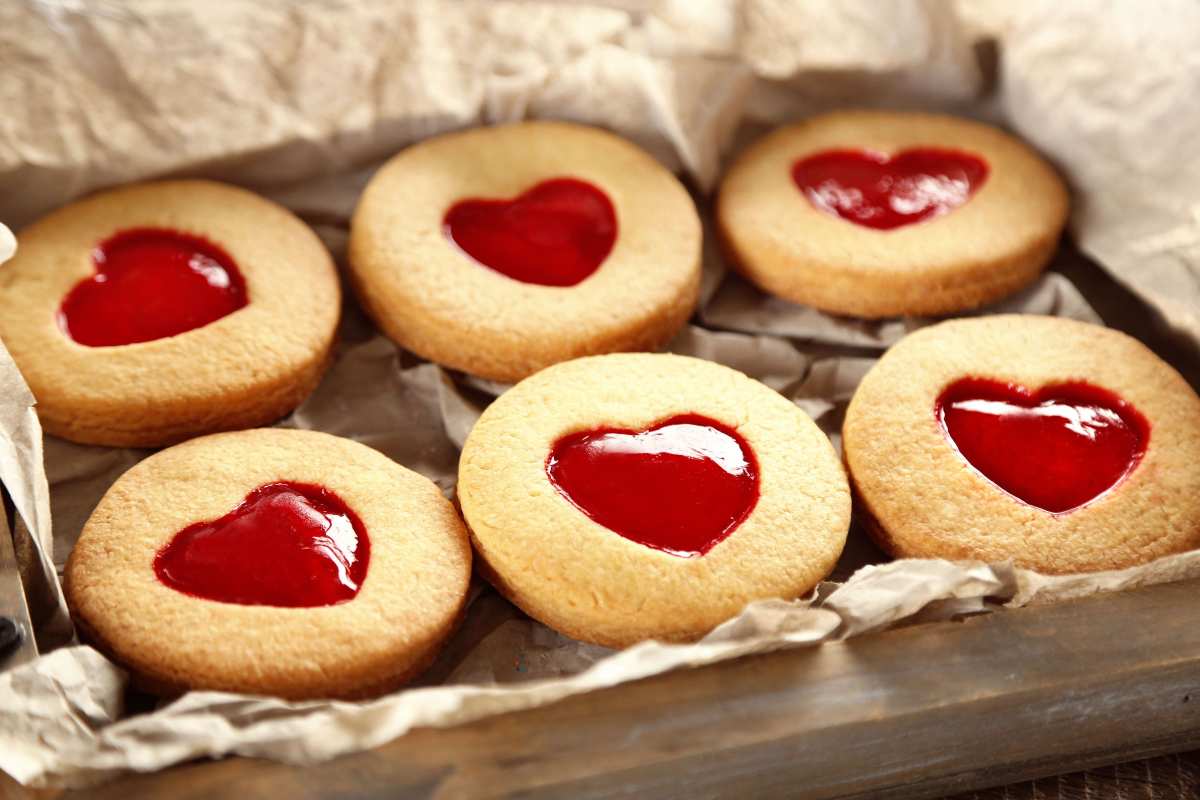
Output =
[
  {"x1": 937, "y1": 378, "x2": 1150, "y2": 514},
  {"x1": 154, "y1": 482, "x2": 369, "y2": 607},
  {"x1": 792, "y1": 148, "x2": 989, "y2": 230},
  {"x1": 59, "y1": 227, "x2": 248, "y2": 347},
  {"x1": 546, "y1": 414, "x2": 759, "y2": 557},
  {"x1": 444, "y1": 178, "x2": 617, "y2": 287}
]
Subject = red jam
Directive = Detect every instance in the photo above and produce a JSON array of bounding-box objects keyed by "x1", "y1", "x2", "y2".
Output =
[
  {"x1": 937, "y1": 379, "x2": 1149, "y2": 514},
  {"x1": 443, "y1": 177, "x2": 617, "y2": 287},
  {"x1": 154, "y1": 482, "x2": 369, "y2": 607},
  {"x1": 792, "y1": 148, "x2": 988, "y2": 230},
  {"x1": 58, "y1": 227, "x2": 248, "y2": 346},
  {"x1": 546, "y1": 414, "x2": 759, "y2": 557}
]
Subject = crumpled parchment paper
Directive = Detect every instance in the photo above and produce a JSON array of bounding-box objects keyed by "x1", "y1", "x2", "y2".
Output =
[{"x1": 1, "y1": 0, "x2": 1198, "y2": 789}]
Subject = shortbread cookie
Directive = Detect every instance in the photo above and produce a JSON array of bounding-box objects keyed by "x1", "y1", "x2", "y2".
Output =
[
  {"x1": 843, "y1": 315, "x2": 1200, "y2": 574},
  {"x1": 64, "y1": 428, "x2": 472, "y2": 699},
  {"x1": 458, "y1": 353, "x2": 850, "y2": 647},
  {"x1": 717, "y1": 110, "x2": 1069, "y2": 318},
  {"x1": 349, "y1": 121, "x2": 702, "y2": 382},
  {"x1": 0, "y1": 180, "x2": 339, "y2": 447}
]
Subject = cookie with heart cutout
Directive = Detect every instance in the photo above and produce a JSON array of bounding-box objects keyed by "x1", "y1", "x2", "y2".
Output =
[
  {"x1": 716, "y1": 110, "x2": 1070, "y2": 318},
  {"x1": 457, "y1": 352, "x2": 851, "y2": 647},
  {"x1": 348, "y1": 121, "x2": 702, "y2": 383},
  {"x1": 843, "y1": 315, "x2": 1200, "y2": 574},
  {"x1": 0, "y1": 180, "x2": 339, "y2": 447},
  {"x1": 63, "y1": 428, "x2": 472, "y2": 699}
]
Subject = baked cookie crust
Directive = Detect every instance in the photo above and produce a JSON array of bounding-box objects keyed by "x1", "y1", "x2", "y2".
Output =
[
  {"x1": 716, "y1": 110, "x2": 1069, "y2": 318},
  {"x1": 64, "y1": 428, "x2": 472, "y2": 699},
  {"x1": 843, "y1": 315, "x2": 1200, "y2": 574},
  {"x1": 0, "y1": 179, "x2": 340, "y2": 447},
  {"x1": 349, "y1": 121, "x2": 702, "y2": 383},
  {"x1": 458, "y1": 353, "x2": 851, "y2": 647}
]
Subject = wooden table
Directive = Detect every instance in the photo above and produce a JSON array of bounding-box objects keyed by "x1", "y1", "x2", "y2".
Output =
[{"x1": 4, "y1": 576, "x2": 1193, "y2": 800}]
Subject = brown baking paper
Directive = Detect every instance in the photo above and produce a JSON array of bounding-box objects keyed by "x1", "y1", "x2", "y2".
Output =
[
  {"x1": 0, "y1": 225, "x2": 72, "y2": 649},
  {"x1": 2, "y1": 0, "x2": 1199, "y2": 788}
]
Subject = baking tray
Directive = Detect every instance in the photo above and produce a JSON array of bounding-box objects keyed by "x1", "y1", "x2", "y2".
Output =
[
  {"x1": 4, "y1": 246, "x2": 1199, "y2": 800},
  {"x1": 9, "y1": 574, "x2": 1200, "y2": 799}
]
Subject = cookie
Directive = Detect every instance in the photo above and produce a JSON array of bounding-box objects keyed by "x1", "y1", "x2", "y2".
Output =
[
  {"x1": 64, "y1": 428, "x2": 472, "y2": 699},
  {"x1": 716, "y1": 110, "x2": 1069, "y2": 318},
  {"x1": 458, "y1": 353, "x2": 850, "y2": 647},
  {"x1": 349, "y1": 121, "x2": 702, "y2": 383},
  {"x1": 0, "y1": 179, "x2": 339, "y2": 447},
  {"x1": 843, "y1": 315, "x2": 1200, "y2": 574}
]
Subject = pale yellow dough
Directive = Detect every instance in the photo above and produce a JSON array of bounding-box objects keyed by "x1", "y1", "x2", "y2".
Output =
[
  {"x1": 0, "y1": 180, "x2": 340, "y2": 447},
  {"x1": 65, "y1": 428, "x2": 473, "y2": 699},
  {"x1": 349, "y1": 121, "x2": 702, "y2": 382},
  {"x1": 844, "y1": 315, "x2": 1200, "y2": 574},
  {"x1": 458, "y1": 353, "x2": 851, "y2": 648},
  {"x1": 717, "y1": 110, "x2": 1070, "y2": 318}
]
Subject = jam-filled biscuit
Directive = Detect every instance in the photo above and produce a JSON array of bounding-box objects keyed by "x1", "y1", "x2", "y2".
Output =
[
  {"x1": 844, "y1": 315, "x2": 1200, "y2": 574},
  {"x1": 349, "y1": 121, "x2": 702, "y2": 382},
  {"x1": 458, "y1": 353, "x2": 850, "y2": 647},
  {"x1": 0, "y1": 180, "x2": 339, "y2": 447},
  {"x1": 717, "y1": 110, "x2": 1069, "y2": 318},
  {"x1": 64, "y1": 428, "x2": 472, "y2": 699}
]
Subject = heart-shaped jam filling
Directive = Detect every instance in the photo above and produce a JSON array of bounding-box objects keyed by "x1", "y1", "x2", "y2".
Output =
[
  {"x1": 546, "y1": 414, "x2": 759, "y2": 557},
  {"x1": 443, "y1": 177, "x2": 617, "y2": 287},
  {"x1": 792, "y1": 148, "x2": 988, "y2": 230},
  {"x1": 937, "y1": 378, "x2": 1150, "y2": 514},
  {"x1": 154, "y1": 482, "x2": 369, "y2": 607},
  {"x1": 58, "y1": 227, "x2": 248, "y2": 347}
]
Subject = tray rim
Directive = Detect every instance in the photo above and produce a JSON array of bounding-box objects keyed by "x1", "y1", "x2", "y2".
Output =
[{"x1": 29, "y1": 574, "x2": 1200, "y2": 800}]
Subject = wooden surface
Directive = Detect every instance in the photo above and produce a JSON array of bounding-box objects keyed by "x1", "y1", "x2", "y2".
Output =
[{"x1": 3, "y1": 577, "x2": 1193, "y2": 800}]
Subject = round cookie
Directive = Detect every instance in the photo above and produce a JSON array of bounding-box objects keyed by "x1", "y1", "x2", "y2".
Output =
[
  {"x1": 0, "y1": 179, "x2": 339, "y2": 447},
  {"x1": 843, "y1": 315, "x2": 1200, "y2": 574},
  {"x1": 716, "y1": 110, "x2": 1070, "y2": 318},
  {"x1": 458, "y1": 353, "x2": 851, "y2": 647},
  {"x1": 349, "y1": 121, "x2": 702, "y2": 383},
  {"x1": 64, "y1": 428, "x2": 472, "y2": 699}
]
